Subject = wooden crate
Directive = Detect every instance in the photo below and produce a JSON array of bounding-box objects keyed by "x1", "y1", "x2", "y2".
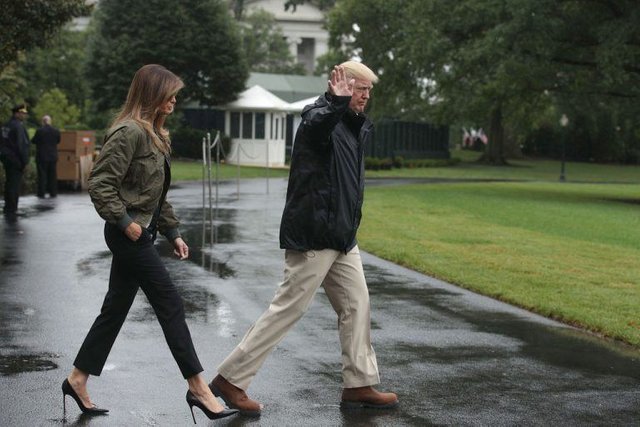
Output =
[
  {"x1": 59, "y1": 131, "x2": 96, "y2": 157},
  {"x1": 57, "y1": 153, "x2": 79, "y2": 181}
]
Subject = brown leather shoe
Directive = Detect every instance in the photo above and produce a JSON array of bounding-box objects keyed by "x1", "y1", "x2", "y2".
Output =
[
  {"x1": 209, "y1": 374, "x2": 262, "y2": 417},
  {"x1": 341, "y1": 386, "x2": 399, "y2": 409}
]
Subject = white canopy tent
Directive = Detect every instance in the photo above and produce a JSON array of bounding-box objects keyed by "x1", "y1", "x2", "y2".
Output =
[{"x1": 224, "y1": 85, "x2": 290, "y2": 167}]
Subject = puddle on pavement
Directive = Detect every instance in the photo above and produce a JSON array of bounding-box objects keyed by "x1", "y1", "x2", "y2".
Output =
[
  {"x1": 467, "y1": 311, "x2": 640, "y2": 379},
  {"x1": 129, "y1": 286, "x2": 221, "y2": 322},
  {"x1": 33, "y1": 204, "x2": 56, "y2": 212},
  {"x1": 155, "y1": 239, "x2": 236, "y2": 279},
  {"x1": 364, "y1": 263, "x2": 460, "y2": 304},
  {"x1": 1, "y1": 255, "x2": 21, "y2": 267},
  {"x1": 179, "y1": 206, "x2": 238, "y2": 223},
  {"x1": 0, "y1": 353, "x2": 59, "y2": 375},
  {"x1": 156, "y1": 207, "x2": 239, "y2": 278},
  {"x1": 76, "y1": 251, "x2": 112, "y2": 276}
]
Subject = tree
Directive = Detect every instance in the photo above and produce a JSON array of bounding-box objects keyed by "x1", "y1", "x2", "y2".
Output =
[
  {"x1": 324, "y1": 0, "x2": 640, "y2": 164},
  {"x1": 86, "y1": 0, "x2": 248, "y2": 112},
  {"x1": 240, "y1": 10, "x2": 306, "y2": 74},
  {"x1": 0, "y1": 64, "x2": 26, "y2": 121},
  {"x1": 32, "y1": 88, "x2": 81, "y2": 129},
  {"x1": 322, "y1": 0, "x2": 434, "y2": 121},
  {"x1": 0, "y1": 0, "x2": 88, "y2": 73},
  {"x1": 18, "y1": 29, "x2": 90, "y2": 112}
]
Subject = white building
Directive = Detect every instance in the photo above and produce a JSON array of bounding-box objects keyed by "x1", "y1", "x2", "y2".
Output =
[
  {"x1": 244, "y1": 0, "x2": 328, "y2": 74},
  {"x1": 72, "y1": 1, "x2": 329, "y2": 74}
]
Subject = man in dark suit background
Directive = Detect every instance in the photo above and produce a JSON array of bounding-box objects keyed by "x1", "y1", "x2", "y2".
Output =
[
  {"x1": 32, "y1": 115, "x2": 61, "y2": 198},
  {"x1": 1, "y1": 104, "x2": 30, "y2": 217}
]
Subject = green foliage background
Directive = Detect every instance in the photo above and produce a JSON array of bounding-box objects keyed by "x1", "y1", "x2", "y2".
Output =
[{"x1": 85, "y1": 0, "x2": 248, "y2": 112}]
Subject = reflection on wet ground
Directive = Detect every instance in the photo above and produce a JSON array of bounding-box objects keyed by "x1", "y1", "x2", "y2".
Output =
[
  {"x1": 158, "y1": 207, "x2": 239, "y2": 278},
  {"x1": 0, "y1": 353, "x2": 58, "y2": 375},
  {"x1": 155, "y1": 239, "x2": 236, "y2": 279},
  {"x1": 76, "y1": 251, "x2": 111, "y2": 277},
  {"x1": 128, "y1": 286, "x2": 221, "y2": 323},
  {"x1": 1, "y1": 255, "x2": 21, "y2": 267}
]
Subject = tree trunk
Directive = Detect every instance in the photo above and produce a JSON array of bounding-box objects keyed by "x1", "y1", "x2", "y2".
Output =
[{"x1": 480, "y1": 103, "x2": 508, "y2": 165}]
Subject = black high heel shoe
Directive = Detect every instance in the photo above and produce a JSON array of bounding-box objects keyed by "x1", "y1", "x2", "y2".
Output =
[
  {"x1": 62, "y1": 379, "x2": 109, "y2": 416},
  {"x1": 186, "y1": 390, "x2": 238, "y2": 424}
]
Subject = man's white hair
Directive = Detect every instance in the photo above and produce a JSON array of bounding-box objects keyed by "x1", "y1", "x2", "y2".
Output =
[
  {"x1": 340, "y1": 61, "x2": 379, "y2": 83},
  {"x1": 42, "y1": 115, "x2": 52, "y2": 125}
]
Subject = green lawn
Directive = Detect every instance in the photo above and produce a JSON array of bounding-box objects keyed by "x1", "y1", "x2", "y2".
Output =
[
  {"x1": 367, "y1": 150, "x2": 640, "y2": 183},
  {"x1": 172, "y1": 159, "x2": 289, "y2": 181},
  {"x1": 359, "y1": 181, "x2": 640, "y2": 347}
]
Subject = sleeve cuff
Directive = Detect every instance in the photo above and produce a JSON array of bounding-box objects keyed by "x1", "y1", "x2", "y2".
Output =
[
  {"x1": 163, "y1": 228, "x2": 181, "y2": 241},
  {"x1": 116, "y1": 214, "x2": 134, "y2": 231}
]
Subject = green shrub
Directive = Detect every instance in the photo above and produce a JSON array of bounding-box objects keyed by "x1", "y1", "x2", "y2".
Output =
[
  {"x1": 392, "y1": 156, "x2": 404, "y2": 168},
  {"x1": 380, "y1": 157, "x2": 393, "y2": 170},
  {"x1": 170, "y1": 125, "x2": 207, "y2": 160},
  {"x1": 365, "y1": 157, "x2": 381, "y2": 170}
]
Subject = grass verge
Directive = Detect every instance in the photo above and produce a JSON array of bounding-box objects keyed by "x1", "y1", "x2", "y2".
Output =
[
  {"x1": 172, "y1": 159, "x2": 289, "y2": 181},
  {"x1": 359, "y1": 181, "x2": 640, "y2": 347},
  {"x1": 366, "y1": 150, "x2": 640, "y2": 183}
]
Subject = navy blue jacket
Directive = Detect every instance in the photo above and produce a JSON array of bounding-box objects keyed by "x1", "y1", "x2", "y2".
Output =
[
  {"x1": 0, "y1": 118, "x2": 30, "y2": 170},
  {"x1": 279, "y1": 93, "x2": 373, "y2": 252}
]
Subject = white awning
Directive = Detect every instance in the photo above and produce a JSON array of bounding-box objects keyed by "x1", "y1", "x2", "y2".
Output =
[
  {"x1": 286, "y1": 96, "x2": 319, "y2": 113},
  {"x1": 224, "y1": 85, "x2": 290, "y2": 111}
]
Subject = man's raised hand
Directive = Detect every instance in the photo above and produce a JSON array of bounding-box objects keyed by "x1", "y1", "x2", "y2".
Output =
[{"x1": 328, "y1": 65, "x2": 354, "y2": 97}]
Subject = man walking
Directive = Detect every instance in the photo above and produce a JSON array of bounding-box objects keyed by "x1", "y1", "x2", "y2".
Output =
[
  {"x1": 31, "y1": 115, "x2": 61, "y2": 198},
  {"x1": 209, "y1": 61, "x2": 398, "y2": 416},
  {"x1": 1, "y1": 104, "x2": 30, "y2": 218}
]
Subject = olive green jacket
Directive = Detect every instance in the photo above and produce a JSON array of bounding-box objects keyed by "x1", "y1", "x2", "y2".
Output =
[{"x1": 88, "y1": 120, "x2": 180, "y2": 241}]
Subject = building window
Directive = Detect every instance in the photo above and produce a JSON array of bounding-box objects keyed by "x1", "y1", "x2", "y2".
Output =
[
  {"x1": 275, "y1": 117, "x2": 279, "y2": 140},
  {"x1": 242, "y1": 112, "x2": 253, "y2": 139},
  {"x1": 255, "y1": 113, "x2": 265, "y2": 139},
  {"x1": 230, "y1": 112, "x2": 240, "y2": 138},
  {"x1": 297, "y1": 38, "x2": 316, "y2": 75}
]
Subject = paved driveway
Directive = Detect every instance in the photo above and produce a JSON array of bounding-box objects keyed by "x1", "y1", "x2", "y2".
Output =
[{"x1": 1, "y1": 179, "x2": 638, "y2": 426}]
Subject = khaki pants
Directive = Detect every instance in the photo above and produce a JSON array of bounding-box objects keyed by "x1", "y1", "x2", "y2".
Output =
[{"x1": 218, "y1": 245, "x2": 380, "y2": 390}]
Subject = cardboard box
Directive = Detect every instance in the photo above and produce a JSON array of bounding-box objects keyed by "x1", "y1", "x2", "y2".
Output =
[
  {"x1": 59, "y1": 131, "x2": 96, "y2": 157},
  {"x1": 57, "y1": 154, "x2": 79, "y2": 181}
]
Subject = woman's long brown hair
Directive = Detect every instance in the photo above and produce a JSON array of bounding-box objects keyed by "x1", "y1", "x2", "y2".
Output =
[{"x1": 112, "y1": 64, "x2": 184, "y2": 154}]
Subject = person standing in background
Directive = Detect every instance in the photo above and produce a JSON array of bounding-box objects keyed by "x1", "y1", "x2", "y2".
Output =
[
  {"x1": 1, "y1": 104, "x2": 30, "y2": 218},
  {"x1": 32, "y1": 115, "x2": 61, "y2": 198}
]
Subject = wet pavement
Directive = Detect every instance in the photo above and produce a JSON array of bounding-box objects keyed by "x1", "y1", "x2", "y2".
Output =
[{"x1": 1, "y1": 178, "x2": 639, "y2": 426}]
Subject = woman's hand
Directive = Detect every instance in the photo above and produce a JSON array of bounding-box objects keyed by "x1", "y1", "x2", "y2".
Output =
[
  {"x1": 173, "y1": 237, "x2": 189, "y2": 260},
  {"x1": 124, "y1": 222, "x2": 143, "y2": 241}
]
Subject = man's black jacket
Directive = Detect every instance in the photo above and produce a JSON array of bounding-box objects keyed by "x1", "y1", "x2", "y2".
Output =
[
  {"x1": 0, "y1": 118, "x2": 30, "y2": 169},
  {"x1": 32, "y1": 124, "x2": 61, "y2": 162},
  {"x1": 279, "y1": 93, "x2": 373, "y2": 252}
]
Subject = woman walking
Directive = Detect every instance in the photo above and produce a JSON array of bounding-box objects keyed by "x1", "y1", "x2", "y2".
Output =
[{"x1": 62, "y1": 64, "x2": 237, "y2": 423}]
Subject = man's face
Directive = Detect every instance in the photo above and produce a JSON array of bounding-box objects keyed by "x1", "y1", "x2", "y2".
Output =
[
  {"x1": 349, "y1": 79, "x2": 373, "y2": 114},
  {"x1": 16, "y1": 111, "x2": 27, "y2": 121}
]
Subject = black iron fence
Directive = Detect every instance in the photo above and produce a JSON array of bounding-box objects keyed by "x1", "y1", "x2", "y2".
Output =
[{"x1": 367, "y1": 119, "x2": 450, "y2": 159}]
